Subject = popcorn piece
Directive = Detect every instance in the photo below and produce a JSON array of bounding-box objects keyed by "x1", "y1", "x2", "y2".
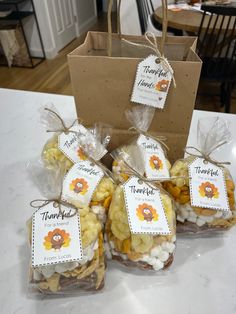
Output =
[
  {"x1": 42, "y1": 135, "x2": 73, "y2": 171},
  {"x1": 131, "y1": 234, "x2": 153, "y2": 254}
]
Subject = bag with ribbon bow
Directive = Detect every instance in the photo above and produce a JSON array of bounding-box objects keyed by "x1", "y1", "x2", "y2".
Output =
[
  {"x1": 163, "y1": 117, "x2": 236, "y2": 234},
  {"x1": 60, "y1": 122, "x2": 116, "y2": 225},
  {"x1": 41, "y1": 104, "x2": 93, "y2": 172},
  {"x1": 112, "y1": 105, "x2": 171, "y2": 183},
  {"x1": 27, "y1": 163, "x2": 106, "y2": 295},
  {"x1": 105, "y1": 145, "x2": 176, "y2": 272}
]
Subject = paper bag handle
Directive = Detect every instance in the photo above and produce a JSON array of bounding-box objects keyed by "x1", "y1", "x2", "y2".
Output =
[{"x1": 107, "y1": 0, "x2": 168, "y2": 57}]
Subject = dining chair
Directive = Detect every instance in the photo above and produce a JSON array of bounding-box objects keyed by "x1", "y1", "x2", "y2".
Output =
[
  {"x1": 135, "y1": 0, "x2": 182, "y2": 35},
  {"x1": 197, "y1": 4, "x2": 236, "y2": 113}
]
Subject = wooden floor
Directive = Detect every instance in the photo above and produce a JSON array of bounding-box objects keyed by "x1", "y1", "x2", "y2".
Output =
[{"x1": 0, "y1": 14, "x2": 235, "y2": 113}]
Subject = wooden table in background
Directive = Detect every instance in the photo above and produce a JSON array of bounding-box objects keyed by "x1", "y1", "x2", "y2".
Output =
[{"x1": 154, "y1": 6, "x2": 236, "y2": 34}]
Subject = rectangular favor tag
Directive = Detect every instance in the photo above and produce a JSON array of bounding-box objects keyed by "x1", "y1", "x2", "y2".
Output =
[
  {"x1": 137, "y1": 135, "x2": 170, "y2": 180},
  {"x1": 189, "y1": 158, "x2": 229, "y2": 211},
  {"x1": 32, "y1": 203, "x2": 83, "y2": 267},
  {"x1": 123, "y1": 176, "x2": 171, "y2": 235},
  {"x1": 58, "y1": 125, "x2": 88, "y2": 163},
  {"x1": 62, "y1": 160, "x2": 104, "y2": 206},
  {"x1": 131, "y1": 55, "x2": 172, "y2": 109}
]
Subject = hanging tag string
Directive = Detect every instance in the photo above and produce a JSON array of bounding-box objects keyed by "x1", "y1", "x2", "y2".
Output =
[
  {"x1": 87, "y1": 155, "x2": 117, "y2": 184},
  {"x1": 44, "y1": 108, "x2": 81, "y2": 134},
  {"x1": 128, "y1": 126, "x2": 169, "y2": 152},
  {"x1": 30, "y1": 192, "x2": 82, "y2": 218},
  {"x1": 122, "y1": 32, "x2": 176, "y2": 88},
  {"x1": 184, "y1": 142, "x2": 231, "y2": 167}
]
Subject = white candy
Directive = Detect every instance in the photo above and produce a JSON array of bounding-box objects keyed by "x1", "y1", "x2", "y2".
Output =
[
  {"x1": 223, "y1": 211, "x2": 232, "y2": 219},
  {"x1": 140, "y1": 254, "x2": 150, "y2": 262},
  {"x1": 177, "y1": 215, "x2": 185, "y2": 223},
  {"x1": 214, "y1": 211, "x2": 223, "y2": 218},
  {"x1": 187, "y1": 216, "x2": 197, "y2": 223},
  {"x1": 113, "y1": 166, "x2": 121, "y2": 173},
  {"x1": 38, "y1": 265, "x2": 55, "y2": 278},
  {"x1": 157, "y1": 251, "x2": 169, "y2": 262},
  {"x1": 120, "y1": 253, "x2": 128, "y2": 260},
  {"x1": 112, "y1": 250, "x2": 119, "y2": 256},
  {"x1": 174, "y1": 202, "x2": 180, "y2": 210},
  {"x1": 200, "y1": 215, "x2": 214, "y2": 223},
  {"x1": 104, "y1": 243, "x2": 112, "y2": 259},
  {"x1": 196, "y1": 217, "x2": 205, "y2": 227},
  {"x1": 189, "y1": 211, "x2": 197, "y2": 218},
  {"x1": 150, "y1": 245, "x2": 162, "y2": 257},
  {"x1": 152, "y1": 259, "x2": 164, "y2": 271},
  {"x1": 146, "y1": 257, "x2": 157, "y2": 266},
  {"x1": 91, "y1": 205, "x2": 104, "y2": 215},
  {"x1": 55, "y1": 261, "x2": 78, "y2": 274},
  {"x1": 92, "y1": 240, "x2": 99, "y2": 251},
  {"x1": 161, "y1": 242, "x2": 175, "y2": 254},
  {"x1": 179, "y1": 208, "x2": 189, "y2": 219},
  {"x1": 33, "y1": 270, "x2": 42, "y2": 281},
  {"x1": 184, "y1": 203, "x2": 193, "y2": 211}
]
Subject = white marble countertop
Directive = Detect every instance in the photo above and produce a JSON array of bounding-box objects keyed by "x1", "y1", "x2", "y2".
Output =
[{"x1": 0, "y1": 88, "x2": 236, "y2": 314}]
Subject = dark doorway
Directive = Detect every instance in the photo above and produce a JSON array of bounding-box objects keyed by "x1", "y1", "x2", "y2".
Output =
[{"x1": 97, "y1": 0, "x2": 103, "y2": 12}]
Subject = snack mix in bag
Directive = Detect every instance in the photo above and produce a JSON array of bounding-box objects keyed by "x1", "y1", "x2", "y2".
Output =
[
  {"x1": 41, "y1": 106, "x2": 88, "y2": 172},
  {"x1": 164, "y1": 118, "x2": 236, "y2": 233},
  {"x1": 61, "y1": 123, "x2": 115, "y2": 224},
  {"x1": 112, "y1": 106, "x2": 171, "y2": 182},
  {"x1": 28, "y1": 166, "x2": 105, "y2": 295},
  {"x1": 41, "y1": 107, "x2": 115, "y2": 224},
  {"x1": 105, "y1": 146, "x2": 176, "y2": 271}
]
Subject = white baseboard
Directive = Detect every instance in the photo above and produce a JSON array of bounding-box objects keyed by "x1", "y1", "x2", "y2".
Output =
[
  {"x1": 77, "y1": 15, "x2": 97, "y2": 36},
  {"x1": 29, "y1": 46, "x2": 58, "y2": 59}
]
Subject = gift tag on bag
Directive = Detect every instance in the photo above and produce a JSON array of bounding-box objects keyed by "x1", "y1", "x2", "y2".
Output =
[
  {"x1": 123, "y1": 176, "x2": 171, "y2": 235},
  {"x1": 131, "y1": 55, "x2": 173, "y2": 109},
  {"x1": 32, "y1": 203, "x2": 83, "y2": 267},
  {"x1": 189, "y1": 158, "x2": 229, "y2": 211},
  {"x1": 58, "y1": 125, "x2": 88, "y2": 163},
  {"x1": 62, "y1": 160, "x2": 104, "y2": 206},
  {"x1": 137, "y1": 135, "x2": 170, "y2": 179}
]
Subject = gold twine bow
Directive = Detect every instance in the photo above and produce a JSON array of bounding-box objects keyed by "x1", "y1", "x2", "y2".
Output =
[
  {"x1": 128, "y1": 126, "x2": 169, "y2": 152},
  {"x1": 184, "y1": 143, "x2": 231, "y2": 167},
  {"x1": 122, "y1": 32, "x2": 176, "y2": 88},
  {"x1": 30, "y1": 192, "x2": 81, "y2": 218},
  {"x1": 45, "y1": 108, "x2": 81, "y2": 134}
]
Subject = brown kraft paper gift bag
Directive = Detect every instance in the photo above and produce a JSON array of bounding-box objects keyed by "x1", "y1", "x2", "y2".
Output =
[{"x1": 68, "y1": 0, "x2": 202, "y2": 164}]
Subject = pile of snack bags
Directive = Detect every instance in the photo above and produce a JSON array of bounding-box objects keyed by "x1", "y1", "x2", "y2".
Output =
[{"x1": 27, "y1": 106, "x2": 236, "y2": 295}]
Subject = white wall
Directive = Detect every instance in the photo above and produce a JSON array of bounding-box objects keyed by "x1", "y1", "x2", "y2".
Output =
[
  {"x1": 75, "y1": 0, "x2": 97, "y2": 35},
  {"x1": 21, "y1": 0, "x2": 57, "y2": 58},
  {"x1": 20, "y1": 0, "x2": 97, "y2": 59}
]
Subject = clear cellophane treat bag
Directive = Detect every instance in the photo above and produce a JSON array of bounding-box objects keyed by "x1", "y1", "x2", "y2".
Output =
[
  {"x1": 61, "y1": 123, "x2": 116, "y2": 225},
  {"x1": 27, "y1": 163, "x2": 105, "y2": 295},
  {"x1": 41, "y1": 105, "x2": 88, "y2": 172},
  {"x1": 112, "y1": 105, "x2": 171, "y2": 182},
  {"x1": 163, "y1": 117, "x2": 236, "y2": 234},
  {"x1": 105, "y1": 145, "x2": 176, "y2": 272}
]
